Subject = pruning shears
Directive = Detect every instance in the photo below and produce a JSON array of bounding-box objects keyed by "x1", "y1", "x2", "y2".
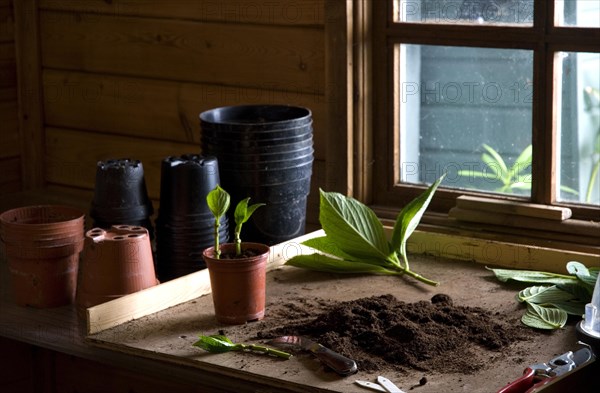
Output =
[{"x1": 496, "y1": 346, "x2": 595, "y2": 393}]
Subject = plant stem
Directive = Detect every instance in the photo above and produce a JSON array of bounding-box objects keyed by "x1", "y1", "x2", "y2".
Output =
[
  {"x1": 234, "y1": 224, "x2": 242, "y2": 256},
  {"x1": 214, "y1": 217, "x2": 221, "y2": 259},
  {"x1": 585, "y1": 159, "x2": 599, "y2": 203},
  {"x1": 237, "y1": 343, "x2": 292, "y2": 359},
  {"x1": 393, "y1": 254, "x2": 438, "y2": 286},
  {"x1": 403, "y1": 269, "x2": 439, "y2": 286}
]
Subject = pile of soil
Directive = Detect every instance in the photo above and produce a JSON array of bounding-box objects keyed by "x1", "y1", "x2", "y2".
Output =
[{"x1": 253, "y1": 293, "x2": 531, "y2": 374}]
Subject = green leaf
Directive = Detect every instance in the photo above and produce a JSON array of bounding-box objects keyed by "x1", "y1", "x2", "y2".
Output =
[
  {"x1": 517, "y1": 285, "x2": 575, "y2": 304},
  {"x1": 488, "y1": 267, "x2": 576, "y2": 285},
  {"x1": 318, "y1": 189, "x2": 391, "y2": 261},
  {"x1": 547, "y1": 300, "x2": 587, "y2": 316},
  {"x1": 207, "y1": 185, "x2": 230, "y2": 220},
  {"x1": 482, "y1": 144, "x2": 508, "y2": 177},
  {"x1": 302, "y1": 236, "x2": 356, "y2": 261},
  {"x1": 391, "y1": 174, "x2": 445, "y2": 257},
  {"x1": 193, "y1": 335, "x2": 238, "y2": 353},
  {"x1": 234, "y1": 197, "x2": 265, "y2": 226},
  {"x1": 285, "y1": 254, "x2": 399, "y2": 275},
  {"x1": 566, "y1": 261, "x2": 590, "y2": 276},
  {"x1": 508, "y1": 144, "x2": 532, "y2": 180},
  {"x1": 521, "y1": 303, "x2": 568, "y2": 330}
]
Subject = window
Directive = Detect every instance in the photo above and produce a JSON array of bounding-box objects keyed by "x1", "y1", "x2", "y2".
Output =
[{"x1": 370, "y1": 1, "x2": 600, "y2": 244}]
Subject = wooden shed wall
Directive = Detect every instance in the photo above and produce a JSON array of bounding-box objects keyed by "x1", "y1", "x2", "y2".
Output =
[
  {"x1": 33, "y1": 0, "x2": 327, "y2": 225},
  {"x1": 0, "y1": 0, "x2": 20, "y2": 194}
]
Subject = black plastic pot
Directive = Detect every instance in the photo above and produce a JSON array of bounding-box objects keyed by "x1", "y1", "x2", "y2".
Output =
[
  {"x1": 201, "y1": 136, "x2": 313, "y2": 155},
  {"x1": 90, "y1": 158, "x2": 154, "y2": 236},
  {"x1": 199, "y1": 105, "x2": 314, "y2": 245},
  {"x1": 158, "y1": 155, "x2": 220, "y2": 218},
  {"x1": 199, "y1": 105, "x2": 312, "y2": 131},
  {"x1": 155, "y1": 154, "x2": 232, "y2": 281}
]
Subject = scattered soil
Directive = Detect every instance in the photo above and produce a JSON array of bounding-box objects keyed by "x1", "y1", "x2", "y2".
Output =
[{"x1": 250, "y1": 293, "x2": 531, "y2": 374}]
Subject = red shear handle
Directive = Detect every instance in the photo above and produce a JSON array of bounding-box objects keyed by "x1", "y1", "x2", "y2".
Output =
[{"x1": 497, "y1": 367, "x2": 536, "y2": 393}]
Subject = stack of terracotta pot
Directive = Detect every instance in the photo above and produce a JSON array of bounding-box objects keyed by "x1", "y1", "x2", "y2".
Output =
[{"x1": 0, "y1": 205, "x2": 85, "y2": 308}]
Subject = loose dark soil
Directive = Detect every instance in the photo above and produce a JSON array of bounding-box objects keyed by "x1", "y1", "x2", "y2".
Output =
[{"x1": 252, "y1": 293, "x2": 531, "y2": 374}]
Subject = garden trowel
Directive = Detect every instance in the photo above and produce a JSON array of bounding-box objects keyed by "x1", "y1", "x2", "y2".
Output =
[{"x1": 267, "y1": 335, "x2": 358, "y2": 375}]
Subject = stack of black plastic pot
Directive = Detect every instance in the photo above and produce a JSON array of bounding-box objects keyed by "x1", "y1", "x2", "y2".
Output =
[
  {"x1": 90, "y1": 159, "x2": 154, "y2": 238},
  {"x1": 155, "y1": 154, "x2": 229, "y2": 281},
  {"x1": 200, "y1": 105, "x2": 313, "y2": 245}
]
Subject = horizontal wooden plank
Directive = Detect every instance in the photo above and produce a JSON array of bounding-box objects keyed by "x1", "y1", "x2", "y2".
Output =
[
  {"x1": 42, "y1": 70, "x2": 327, "y2": 160},
  {"x1": 40, "y1": 11, "x2": 325, "y2": 94},
  {"x1": 40, "y1": 0, "x2": 324, "y2": 26},
  {"x1": 45, "y1": 127, "x2": 200, "y2": 200},
  {"x1": 455, "y1": 195, "x2": 572, "y2": 221},
  {"x1": 405, "y1": 229, "x2": 600, "y2": 274},
  {"x1": 0, "y1": 5, "x2": 14, "y2": 43},
  {"x1": 449, "y1": 206, "x2": 600, "y2": 243}
]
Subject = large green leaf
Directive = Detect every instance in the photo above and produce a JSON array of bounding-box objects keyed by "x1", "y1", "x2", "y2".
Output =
[
  {"x1": 521, "y1": 303, "x2": 568, "y2": 330},
  {"x1": 391, "y1": 175, "x2": 445, "y2": 257},
  {"x1": 547, "y1": 300, "x2": 587, "y2": 316},
  {"x1": 319, "y1": 190, "x2": 391, "y2": 261},
  {"x1": 302, "y1": 236, "x2": 362, "y2": 262},
  {"x1": 487, "y1": 267, "x2": 576, "y2": 285},
  {"x1": 285, "y1": 254, "x2": 399, "y2": 275},
  {"x1": 518, "y1": 285, "x2": 576, "y2": 307}
]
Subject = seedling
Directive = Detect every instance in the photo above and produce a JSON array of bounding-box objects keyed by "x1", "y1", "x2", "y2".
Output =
[
  {"x1": 193, "y1": 334, "x2": 291, "y2": 359},
  {"x1": 206, "y1": 185, "x2": 265, "y2": 258}
]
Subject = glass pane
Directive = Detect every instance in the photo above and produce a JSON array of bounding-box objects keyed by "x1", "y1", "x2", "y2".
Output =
[
  {"x1": 395, "y1": 0, "x2": 533, "y2": 26},
  {"x1": 398, "y1": 44, "x2": 533, "y2": 197},
  {"x1": 555, "y1": 0, "x2": 600, "y2": 27},
  {"x1": 556, "y1": 51, "x2": 600, "y2": 206}
]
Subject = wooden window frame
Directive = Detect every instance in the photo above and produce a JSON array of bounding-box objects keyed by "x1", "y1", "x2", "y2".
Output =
[{"x1": 351, "y1": 1, "x2": 600, "y2": 252}]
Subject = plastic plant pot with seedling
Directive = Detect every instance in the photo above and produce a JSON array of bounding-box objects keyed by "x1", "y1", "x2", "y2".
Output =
[{"x1": 202, "y1": 185, "x2": 270, "y2": 325}]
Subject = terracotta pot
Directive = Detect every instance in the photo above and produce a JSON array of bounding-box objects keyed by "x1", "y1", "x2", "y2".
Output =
[
  {"x1": 203, "y1": 242, "x2": 269, "y2": 325},
  {"x1": 7, "y1": 253, "x2": 79, "y2": 308},
  {"x1": 0, "y1": 205, "x2": 85, "y2": 239},
  {"x1": 0, "y1": 205, "x2": 85, "y2": 308},
  {"x1": 3, "y1": 239, "x2": 84, "y2": 260},
  {"x1": 76, "y1": 225, "x2": 157, "y2": 309}
]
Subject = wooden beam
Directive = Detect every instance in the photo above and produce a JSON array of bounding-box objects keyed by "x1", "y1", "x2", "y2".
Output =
[
  {"x1": 324, "y1": 0, "x2": 353, "y2": 195},
  {"x1": 13, "y1": 0, "x2": 45, "y2": 189}
]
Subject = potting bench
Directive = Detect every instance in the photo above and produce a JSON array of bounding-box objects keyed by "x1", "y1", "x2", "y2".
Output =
[{"x1": 1, "y1": 226, "x2": 599, "y2": 392}]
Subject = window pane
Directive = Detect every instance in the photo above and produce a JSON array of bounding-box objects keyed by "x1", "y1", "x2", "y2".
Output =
[
  {"x1": 395, "y1": 0, "x2": 533, "y2": 26},
  {"x1": 555, "y1": 0, "x2": 600, "y2": 28},
  {"x1": 398, "y1": 44, "x2": 533, "y2": 196},
  {"x1": 556, "y1": 51, "x2": 600, "y2": 206}
]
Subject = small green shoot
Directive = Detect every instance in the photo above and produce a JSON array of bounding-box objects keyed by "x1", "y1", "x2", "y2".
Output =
[
  {"x1": 193, "y1": 334, "x2": 292, "y2": 359},
  {"x1": 233, "y1": 197, "x2": 265, "y2": 256},
  {"x1": 206, "y1": 185, "x2": 265, "y2": 258},
  {"x1": 206, "y1": 185, "x2": 230, "y2": 259}
]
